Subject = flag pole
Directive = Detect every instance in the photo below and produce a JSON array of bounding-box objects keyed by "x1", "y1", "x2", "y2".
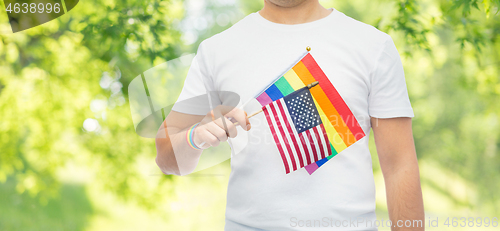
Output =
[{"x1": 233, "y1": 81, "x2": 319, "y2": 126}]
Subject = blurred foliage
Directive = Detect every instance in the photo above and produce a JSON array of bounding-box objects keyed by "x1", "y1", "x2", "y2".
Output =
[
  {"x1": 0, "y1": 0, "x2": 499, "y2": 229},
  {"x1": 0, "y1": 0, "x2": 184, "y2": 209},
  {"x1": 0, "y1": 178, "x2": 93, "y2": 231}
]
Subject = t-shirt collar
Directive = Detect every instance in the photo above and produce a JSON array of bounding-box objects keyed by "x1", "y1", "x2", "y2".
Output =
[{"x1": 252, "y1": 7, "x2": 340, "y2": 31}]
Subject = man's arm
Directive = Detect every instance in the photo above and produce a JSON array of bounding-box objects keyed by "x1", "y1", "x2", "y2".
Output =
[
  {"x1": 371, "y1": 117, "x2": 425, "y2": 230},
  {"x1": 155, "y1": 112, "x2": 203, "y2": 176}
]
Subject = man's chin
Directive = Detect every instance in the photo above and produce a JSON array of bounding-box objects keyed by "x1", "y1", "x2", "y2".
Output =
[{"x1": 266, "y1": 0, "x2": 309, "y2": 8}]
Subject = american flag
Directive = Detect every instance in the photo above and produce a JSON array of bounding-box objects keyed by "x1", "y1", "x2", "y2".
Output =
[{"x1": 263, "y1": 87, "x2": 332, "y2": 174}]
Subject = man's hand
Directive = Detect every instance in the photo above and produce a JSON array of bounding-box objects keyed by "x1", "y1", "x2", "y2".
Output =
[
  {"x1": 371, "y1": 117, "x2": 425, "y2": 231},
  {"x1": 193, "y1": 106, "x2": 251, "y2": 149},
  {"x1": 156, "y1": 105, "x2": 250, "y2": 176}
]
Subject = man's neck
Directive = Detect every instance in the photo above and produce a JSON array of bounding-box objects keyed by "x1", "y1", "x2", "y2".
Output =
[{"x1": 259, "y1": 0, "x2": 332, "y2": 25}]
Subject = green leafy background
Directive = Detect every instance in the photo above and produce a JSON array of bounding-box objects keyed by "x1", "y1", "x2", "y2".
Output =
[{"x1": 0, "y1": 0, "x2": 499, "y2": 230}]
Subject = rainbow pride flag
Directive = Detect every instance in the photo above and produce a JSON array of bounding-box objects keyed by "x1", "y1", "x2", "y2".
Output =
[{"x1": 256, "y1": 52, "x2": 366, "y2": 174}]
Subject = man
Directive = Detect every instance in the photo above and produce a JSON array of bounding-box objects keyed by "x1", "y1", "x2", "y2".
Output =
[{"x1": 156, "y1": 0, "x2": 425, "y2": 230}]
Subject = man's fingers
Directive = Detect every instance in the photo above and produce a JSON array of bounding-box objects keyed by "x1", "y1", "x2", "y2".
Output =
[
  {"x1": 210, "y1": 105, "x2": 251, "y2": 131},
  {"x1": 205, "y1": 122, "x2": 228, "y2": 143},
  {"x1": 213, "y1": 116, "x2": 237, "y2": 138},
  {"x1": 226, "y1": 108, "x2": 250, "y2": 131},
  {"x1": 192, "y1": 129, "x2": 211, "y2": 149},
  {"x1": 244, "y1": 111, "x2": 250, "y2": 130},
  {"x1": 198, "y1": 128, "x2": 221, "y2": 147}
]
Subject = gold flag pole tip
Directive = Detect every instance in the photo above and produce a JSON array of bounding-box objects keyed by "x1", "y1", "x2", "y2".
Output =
[
  {"x1": 307, "y1": 81, "x2": 319, "y2": 88},
  {"x1": 306, "y1": 46, "x2": 311, "y2": 52}
]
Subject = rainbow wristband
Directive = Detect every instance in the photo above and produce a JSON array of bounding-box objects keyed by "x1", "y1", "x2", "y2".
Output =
[{"x1": 186, "y1": 123, "x2": 202, "y2": 150}]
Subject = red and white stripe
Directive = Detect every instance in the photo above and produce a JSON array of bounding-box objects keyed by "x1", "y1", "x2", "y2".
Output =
[{"x1": 263, "y1": 98, "x2": 330, "y2": 174}]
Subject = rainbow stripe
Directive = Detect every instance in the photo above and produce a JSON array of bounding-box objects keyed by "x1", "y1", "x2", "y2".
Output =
[
  {"x1": 257, "y1": 53, "x2": 365, "y2": 174},
  {"x1": 187, "y1": 123, "x2": 202, "y2": 150}
]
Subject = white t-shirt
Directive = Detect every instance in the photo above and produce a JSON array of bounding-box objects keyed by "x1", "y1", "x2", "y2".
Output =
[{"x1": 172, "y1": 8, "x2": 413, "y2": 231}]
